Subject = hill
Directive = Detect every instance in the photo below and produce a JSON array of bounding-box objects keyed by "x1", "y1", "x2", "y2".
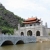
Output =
[{"x1": 0, "y1": 3, "x2": 24, "y2": 35}]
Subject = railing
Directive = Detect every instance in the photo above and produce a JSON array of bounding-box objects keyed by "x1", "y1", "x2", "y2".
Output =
[
  {"x1": 20, "y1": 26, "x2": 41, "y2": 29},
  {"x1": 0, "y1": 34, "x2": 36, "y2": 38}
]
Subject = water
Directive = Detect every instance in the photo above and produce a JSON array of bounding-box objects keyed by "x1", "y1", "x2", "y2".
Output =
[{"x1": 0, "y1": 42, "x2": 50, "y2": 50}]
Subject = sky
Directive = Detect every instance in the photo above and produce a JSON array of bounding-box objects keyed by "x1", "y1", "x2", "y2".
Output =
[{"x1": 0, "y1": 0, "x2": 50, "y2": 27}]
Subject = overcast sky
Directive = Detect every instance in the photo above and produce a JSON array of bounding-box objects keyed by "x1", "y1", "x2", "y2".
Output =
[{"x1": 0, "y1": 0, "x2": 50, "y2": 27}]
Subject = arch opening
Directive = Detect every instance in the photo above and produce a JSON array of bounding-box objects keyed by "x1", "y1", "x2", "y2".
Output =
[
  {"x1": 1, "y1": 40, "x2": 13, "y2": 46},
  {"x1": 21, "y1": 32, "x2": 24, "y2": 36},
  {"x1": 36, "y1": 31, "x2": 40, "y2": 36},
  {"x1": 16, "y1": 40, "x2": 24, "y2": 44},
  {"x1": 27, "y1": 30, "x2": 32, "y2": 36}
]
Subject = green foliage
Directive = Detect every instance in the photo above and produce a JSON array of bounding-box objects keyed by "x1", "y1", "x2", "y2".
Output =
[
  {"x1": 0, "y1": 16, "x2": 9, "y2": 26},
  {"x1": 1, "y1": 26, "x2": 14, "y2": 35},
  {"x1": 0, "y1": 16, "x2": 19, "y2": 35},
  {"x1": 0, "y1": 4, "x2": 24, "y2": 35},
  {"x1": 49, "y1": 33, "x2": 50, "y2": 35},
  {"x1": 3, "y1": 10, "x2": 7, "y2": 15},
  {"x1": 0, "y1": 16, "x2": 14, "y2": 34},
  {"x1": 0, "y1": 8, "x2": 3, "y2": 10}
]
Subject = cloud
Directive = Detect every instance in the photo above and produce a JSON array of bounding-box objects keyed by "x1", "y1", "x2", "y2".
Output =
[
  {"x1": 0, "y1": 0, "x2": 47, "y2": 11},
  {"x1": 41, "y1": 0, "x2": 50, "y2": 3}
]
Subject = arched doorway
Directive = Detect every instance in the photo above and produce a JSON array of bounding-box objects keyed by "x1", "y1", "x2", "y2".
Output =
[
  {"x1": 16, "y1": 40, "x2": 24, "y2": 44},
  {"x1": 36, "y1": 31, "x2": 40, "y2": 36},
  {"x1": 21, "y1": 32, "x2": 24, "y2": 36},
  {"x1": 1, "y1": 40, "x2": 13, "y2": 46},
  {"x1": 27, "y1": 30, "x2": 32, "y2": 36}
]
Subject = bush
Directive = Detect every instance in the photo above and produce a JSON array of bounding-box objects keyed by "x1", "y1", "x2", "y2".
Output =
[{"x1": 1, "y1": 26, "x2": 14, "y2": 35}]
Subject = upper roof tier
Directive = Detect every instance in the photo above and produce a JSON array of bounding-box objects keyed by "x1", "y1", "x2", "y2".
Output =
[
  {"x1": 22, "y1": 17, "x2": 41, "y2": 24},
  {"x1": 26, "y1": 17, "x2": 36, "y2": 21}
]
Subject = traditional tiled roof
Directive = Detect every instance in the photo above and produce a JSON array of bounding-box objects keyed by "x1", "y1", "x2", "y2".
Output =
[
  {"x1": 22, "y1": 21, "x2": 36, "y2": 24},
  {"x1": 22, "y1": 17, "x2": 40, "y2": 24},
  {"x1": 25, "y1": 17, "x2": 37, "y2": 21}
]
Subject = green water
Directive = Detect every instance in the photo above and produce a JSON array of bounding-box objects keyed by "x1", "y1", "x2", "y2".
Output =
[{"x1": 0, "y1": 42, "x2": 50, "y2": 50}]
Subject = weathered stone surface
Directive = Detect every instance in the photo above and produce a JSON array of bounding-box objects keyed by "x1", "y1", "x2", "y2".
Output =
[{"x1": 0, "y1": 35, "x2": 36, "y2": 46}]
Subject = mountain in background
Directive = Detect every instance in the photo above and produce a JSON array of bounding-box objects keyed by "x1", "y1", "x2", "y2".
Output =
[{"x1": 0, "y1": 3, "x2": 24, "y2": 34}]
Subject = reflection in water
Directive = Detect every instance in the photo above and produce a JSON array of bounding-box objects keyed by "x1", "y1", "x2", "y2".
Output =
[{"x1": 0, "y1": 42, "x2": 50, "y2": 50}]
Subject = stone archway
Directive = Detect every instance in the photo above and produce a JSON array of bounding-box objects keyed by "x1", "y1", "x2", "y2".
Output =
[
  {"x1": 36, "y1": 31, "x2": 40, "y2": 36},
  {"x1": 27, "y1": 30, "x2": 32, "y2": 36},
  {"x1": 21, "y1": 32, "x2": 24, "y2": 36},
  {"x1": 1, "y1": 40, "x2": 13, "y2": 46},
  {"x1": 16, "y1": 40, "x2": 24, "y2": 44}
]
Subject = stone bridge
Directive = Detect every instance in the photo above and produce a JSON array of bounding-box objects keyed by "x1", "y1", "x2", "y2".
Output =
[{"x1": 0, "y1": 35, "x2": 36, "y2": 46}]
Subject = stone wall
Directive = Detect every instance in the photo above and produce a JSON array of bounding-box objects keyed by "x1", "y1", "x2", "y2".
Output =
[
  {"x1": 0, "y1": 35, "x2": 36, "y2": 46},
  {"x1": 46, "y1": 28, "x2": 50, "y2": 36},
  {"x1": 15, "y1": 25, "x2": 45, "y2": 36}
]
